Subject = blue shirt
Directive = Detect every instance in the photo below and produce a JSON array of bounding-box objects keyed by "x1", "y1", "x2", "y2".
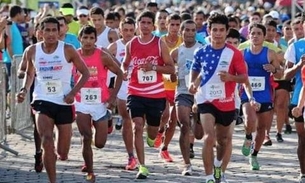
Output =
[
  {"x1": 152, "y1": 30, "x2": 167, "y2": 37},
  {"x1": 64, "y1": 33, "x2": 81, "y2": 49},
  {"x1": 3, "y1": 22, "x2": 24, "y2": 63}
]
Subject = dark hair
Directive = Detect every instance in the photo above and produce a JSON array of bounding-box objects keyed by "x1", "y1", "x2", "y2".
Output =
[
  {"x1": 146, "y1": 2, "x2": 158, "y2": 8},
  {"x1": 34, "y1": 22, "x2": 40, "y2": 31},
  {"x1": 180, "y1": 19, "x2": 196, "y2": 31},
  {"x1": 61, "y1": 3, "x2": 73, "y2": 8},
  {"x1": 207, "y1": 13, "x2": 229, "y2": 30},
  {"x1": 90, "y1": 7, "x2": 104, "y2": 17},
  {"x1": 40, "y1": 16, "x2": 60, "y2": 31},
  {"x1": 136, "y1": 11, "x2": 155, "y2": 24},
  {"x1": 113, "y1": 12, "x2": 121, "y2": 20},
  {"x1": 181, "y1": 13, "x2": 192, "y2": 21},
  {"x1": 158, "y1": 9, "x2": 169, "y2": 15},
  {"x1": 115, "y1": 7, "x2": 125, "y2": 15},
  {"x1": 251, "y1": 12, "x2": 261, "y2": 18},
  {"x1": 105, "y1": 12, "x2": 116, "y2": 20},
  {"x1": 283, "y1": 20, "x2": 291, "y2": 27},
  {"x1": 126, "y1": 12, "x2": 135, "y2": 20},
  {"x1": 56, "y1": 16, "x2": 67, "y2": 24},
  {"x1": 9, "y1": 5, "x2": 22, "y2": 18},
  {"x1": 120, "y1": 17, "x2": 135, "y2": 28},
  {"x1": 249, "y1": 23, "x2": 266, "y2": 36},
  {"x1": 194, "y1": 10, "x2": 208, "y2": 18},
  {"x1": 264, "y1": 20, "x2": 277, "y2": 28},
  {"x1": 79, "y1": 25, "x2": 97, "y2": 38},
  {"x1": 166, "y1": 14, "x2": 181, "y2": 24},
  {"x1": 228, "y1": 17, "x2": 238, "y2": 25},
  {"x1": 227, "y1": 28, "x2": 240, "y2": 39}
]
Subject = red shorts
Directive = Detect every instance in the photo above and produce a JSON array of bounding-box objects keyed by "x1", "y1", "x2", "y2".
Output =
[{"x1": 165, "y1": 90, "x2": 175, "y2": 105}]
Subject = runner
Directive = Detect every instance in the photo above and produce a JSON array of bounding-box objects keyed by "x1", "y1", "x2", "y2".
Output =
[
  {"x1": 16, "y1": 17, "x2": 89, "y2": 183},
  {"x1": 122, "y1": 11, "x2": 175, "y2": 179}
]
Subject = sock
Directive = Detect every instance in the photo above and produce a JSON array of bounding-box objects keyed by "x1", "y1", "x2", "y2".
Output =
[
  {"x1": 161, "y1": 146, "x2": 167, "y2": 151},
  {"x1": 128, "y1": 153, "x2": 134, "y2": 158},
  {"x1": 214, "y1": 158, "x2": 222, "y2": 167},
  {"x1": 252, "y1": 150, "x2": 259, "y2": 156},
  {"x1": 206, "y1": 174, "x2": 215, "y2": 181},
  {"x1": 245, "y1": 134, "x2": 252, "y2": 140},
  {"x1": 190, "y1": 143, "x2": 194, "y2": 149},
  {"x1": 301, "y1": 174, "x2": 305, "y2": 177}
]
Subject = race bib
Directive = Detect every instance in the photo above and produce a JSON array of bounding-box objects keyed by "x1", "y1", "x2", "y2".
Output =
[
  {"x1": 81, "y1": 88, "x2": 101, "y2": 104},
  {"x1": 206, "y1": 83, "x2": 225, "y2": 100},
  {"x1": 185, "y1": 74, "x2": 190, "y2": 88},
  {"x1": 137, "y1": 69, "x2": 157, "y2": 84},
  {"x1": 249, "y1": 77, "x2": 265, "y2": 91},
  {"x1": 42, "y1": 80, "x2": 63, "y2": 96}
]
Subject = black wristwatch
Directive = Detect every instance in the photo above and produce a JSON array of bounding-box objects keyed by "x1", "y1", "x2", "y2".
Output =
[{"x1": 20, "y1": 87, "x2": 28, "y2": 93}]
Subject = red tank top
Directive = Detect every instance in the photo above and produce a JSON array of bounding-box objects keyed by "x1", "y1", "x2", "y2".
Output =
[
  {"x1": 128, "y1": 36, "x2": 165, "y2": 98},
  {"x1": 74, "y1": 48, "x2": 109, "y2": 104}
]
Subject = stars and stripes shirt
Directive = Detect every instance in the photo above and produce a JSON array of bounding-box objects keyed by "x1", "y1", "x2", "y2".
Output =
[{"x1": 191, "y1": 44, "x2": 247, "y2": 111}]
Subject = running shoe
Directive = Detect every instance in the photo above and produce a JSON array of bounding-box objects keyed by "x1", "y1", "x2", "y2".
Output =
[
  {"x1": 284, "y1": 124, "x2": 292, "y2": 134},
  {"x1": 276, "y1": 133, "x2": 284, "y2": 143},
  {"x1": 241, "y1": 138, "x2": 252, "y2": 156},
  {"x1": 249, "y1": 155, "x2": 260, "y2": 170},
  {"x1": 125, "y1": 157, "x2": 137, "y2": 170},
  {"x1": 146, "y1": 136, "x2": 155, "y2": 147},
  {"x1": 190, "y1": 148, "x2": 195, "y2": 159},
  {"x1": 154, "y1": 132, "x2": 163, "y2": 148},
  {"x1": 221, "y1": 173, "x2": 229, "y2": 183},
  {"x1": 214, "y1": 166, "x2": 221, "y2": 182},
  {"x1": 263, "y1": 136, "x2": 272, "y2": 146},
  {"x1": 34, "y1": 151, "x2": 43, "y2": 173},
  {"x1": 86, "y1": 173, "x2": 96, "y2": 183},
  {"x1": 136, "y1": 165, "x2": 149, "y2": 179},
  {"x1": 299, "y1": 175, "x2": 305, "y2": 183},
  {"x1": 160, "y1": 150, "x2": 173, "y2": 162},
  {"x1": 206, "y1": 179, "x2": 215, "y2": 183},
  {"x1": 181, "y1": 164, "x2": 192, "y2": 176}
]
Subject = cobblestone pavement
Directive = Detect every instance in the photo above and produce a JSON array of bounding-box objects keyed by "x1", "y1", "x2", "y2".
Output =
[{"x1": 0, "y1": 121, "x2": 301, "y2": 183}]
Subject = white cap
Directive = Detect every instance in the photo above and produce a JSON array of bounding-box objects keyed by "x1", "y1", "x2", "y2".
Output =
[
  {"x1": 247, "y1": 6, "x2": 255, "y2": 12},
  {"x1": 268, "y1": 10, "x2": 279, "y2": 19},
  {"x1": 263, "y1": 2, "x2": 272, "y2": 10},
  {"x1": 224, "y1": 6, "x2": 234, "y2": 15},
  {"x1": 76, "y1": 9, "x2": 89, "y2": 16}
]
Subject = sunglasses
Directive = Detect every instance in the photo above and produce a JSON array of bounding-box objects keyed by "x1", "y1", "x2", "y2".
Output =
[{"x1": 79, "y1": 15, "x2": 88, "y2": 18}]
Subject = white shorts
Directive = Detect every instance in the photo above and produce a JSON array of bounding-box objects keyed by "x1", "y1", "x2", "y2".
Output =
[
  {"x1": 75, "y1": 102, "x2": 108, "y2": 121},
  {"x1": 117, "y1": 80, "x2": 128, "y2": 101}
]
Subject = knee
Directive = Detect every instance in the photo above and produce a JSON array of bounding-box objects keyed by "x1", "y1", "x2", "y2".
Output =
[
  {"x1": 133, "y1": 123, "x2": 143, "y2": 133},
  {"x1": 204, "y1": 133, "x2": 215, "y2": 146},
  {"x1": 180, "y1": 121, "x2": 190, "y2": 134},
  {"x1": 41, "y1": 135, "x2": 54, "y2": 149}
]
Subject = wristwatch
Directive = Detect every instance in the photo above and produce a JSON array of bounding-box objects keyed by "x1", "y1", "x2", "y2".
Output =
[{"x1": 152, "y1": 65, "x2": 157, "y2": 71}]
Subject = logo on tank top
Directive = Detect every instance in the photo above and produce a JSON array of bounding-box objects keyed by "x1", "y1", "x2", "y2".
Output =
[{"x1": 132, "y1": 56, "x2": 159, "y2": 66}]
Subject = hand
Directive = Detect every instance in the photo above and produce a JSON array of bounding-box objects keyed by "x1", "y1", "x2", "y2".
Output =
[
  {"x1": 170, "y1": 73, "x2": 177, "y2": 82},
  {"x1": 292, "y1": 107, "x2": 302, "y2": 117},
  {"x1": 217, "y1": 71, "x2": 232, "y2": 82},
  {"x1": 297, "y1": 55, "x2": 305, "y2": 68},
  {"x1": 64, "y1": 92, "x2": 75, "y2": 104},
  {"x1": 123, "y1": 71, "x2": 128, "y2": 81},
  {"x1": 139, "y1": 63, "x2": 153, "y2": 72},
  {"x1": 107, "y1": 95, "x2": 116, "y2": 109},
  {"x1": 17, "y1": 70, "x2": 25, "y2": 79},
  {"x1": 16, "y1": 91, "x2": 26, "y2": 103},
  {"x1": 263, "y1": 64, "x2": 276, "y2": 73},
  {"x1": 250, "y1": 100, "x2": 261, "y2": 111},
  {"x1": 192, "y1": 104, "x2": 198, "y2": 113},
  {"x1": 188, "y1": 82, "x2": 197, "y2": 95}
]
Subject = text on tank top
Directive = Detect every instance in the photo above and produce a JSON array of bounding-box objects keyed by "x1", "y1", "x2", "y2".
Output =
[
  {"x1": 128, "y1": 36, "x2": 165, "y2": 98},
  {"x1": 74, "y1": 48, "x2": 109, "y2": 104},
  {"x1": 33, "y1": 41, "x2": 72, "y2": 105}
]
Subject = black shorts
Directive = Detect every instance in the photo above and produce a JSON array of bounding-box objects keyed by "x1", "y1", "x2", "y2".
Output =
[
  {"x1": 108, "y1": 77, "x2": 115, "y2": 88},
  {"x1": 197, "y1": 103, "x2": 235, "y2": 126},
  {"x1": 241, "y1": 100, "x2": 273, "y2": 113},
  {"x1": 127, "y1": 95, "x2": 166, "y2": 127},
  {"x1": 288, "y1": 104, "x2": 304, "y2": 123},
  {"x1": 274, "y1": 80, "x2": 292, "y2": 92},
  {"x1": 31, "y1": 100, "x2": 75, "y2": 125}
]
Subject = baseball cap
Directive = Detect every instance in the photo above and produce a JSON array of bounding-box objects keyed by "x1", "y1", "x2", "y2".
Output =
[{"x1": 268, "y1": 10, "x2": 280, "y2": 19}]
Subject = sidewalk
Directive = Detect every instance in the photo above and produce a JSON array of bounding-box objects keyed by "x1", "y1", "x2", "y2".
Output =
[{"x1": 0, "y1": 123, "x2": 301, "y2": 183}]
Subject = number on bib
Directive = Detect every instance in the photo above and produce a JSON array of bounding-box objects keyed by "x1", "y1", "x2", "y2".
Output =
[
  {"x1": 137, "y1": 70, "x2": 157, "y2": 84},
  {"x1": 249, "y1": 77, "x2": 265, "y2": 91},
  {"x1": 81, "y1": 88, "x2": 102, "y2": 104},
  {"x1": 42, "y1": 80, "x2": 63, "y2": 96},
  {"x1": 206, "y1": 83, "x2": 225, "y2": 100}
]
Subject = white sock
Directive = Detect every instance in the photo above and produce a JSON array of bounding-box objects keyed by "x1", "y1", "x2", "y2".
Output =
[
  {"x1": 206, "y1": 174, "x2": 215, "y2": 182},
  {"x1": 214, "y1": 158, "x2": 222, "y2": 167}
]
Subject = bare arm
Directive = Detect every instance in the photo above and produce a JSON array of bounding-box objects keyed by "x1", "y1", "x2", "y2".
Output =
[
  {"x1": 170, "y1": 48, "x2": 178, "y2": 82},
  {"x1": 122, "y1": 42, "x2": 131, "y2": 75},
  {"x1": 284, "y1": 61, "x2": 303, "y2": 80},
  {"x1": 107, "y1": 42, "x2": 117, "y2": 57},
  {"x1": 66, "y1": 45, "x2": 89, "y2": 96}
]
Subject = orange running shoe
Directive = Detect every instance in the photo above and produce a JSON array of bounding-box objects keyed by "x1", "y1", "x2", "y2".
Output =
[
  {"x1": 86, "y1": 173, "x2": 96, "y2": 183},
  {"x1": 160, "y1": 150, "x2": 173, "y2": 162},
  {"x1": 125, "y1": 157, "x2": 137, "y2": 170},
  {"x1": 154, "y1": 133, "x2": 163, "y2": 148}
]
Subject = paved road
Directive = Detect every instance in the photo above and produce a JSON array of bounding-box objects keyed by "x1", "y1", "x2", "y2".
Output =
[{"x1": 0, "y1": 121, "x2": 301, "y2": 183}]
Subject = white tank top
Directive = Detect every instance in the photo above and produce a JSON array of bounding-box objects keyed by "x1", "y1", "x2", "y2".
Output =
[
  {"x1": 96, "y1": 26, "x2": 111, "y2": 48},
  {"x1": 115, "y1": 39, "x2": 125, "y2": 63},
  {"x1": 33, "y1": 41, "x2": 73, "y2": 105}
]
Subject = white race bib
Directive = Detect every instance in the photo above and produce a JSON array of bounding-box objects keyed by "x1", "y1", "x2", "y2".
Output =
[
  {"x1": 206, "y1": 83, "x2": 225, "y2": 100},
  {"x1": 249, "y1": 77, "x2": 265, "y2": 91},
  {"x1": 137, "y1": 70, "x2": 157, "y2": 84},
  {"x1": 81, "y1": 88, "x2": 102, "y2": 104},
  {"x1": 42, "y1": 80, "x2": 63, "y2": 96},
  {"x1": 185, "y1": 74, "x2": 190, "y2": 88}
]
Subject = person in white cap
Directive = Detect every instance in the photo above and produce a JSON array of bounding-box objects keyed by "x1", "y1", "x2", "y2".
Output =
[
  {"x1": 77, "y1": 6, "x2": 90, "y2": 27},
  {"x1": 224, "y1": 6, "x2": 234, "y2": 16}
]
